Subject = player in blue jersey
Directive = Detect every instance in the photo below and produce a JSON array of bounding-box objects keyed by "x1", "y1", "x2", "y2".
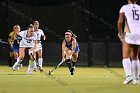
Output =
[{"x1": 62, "y1": 30, "x2": 80, "y2": 75}]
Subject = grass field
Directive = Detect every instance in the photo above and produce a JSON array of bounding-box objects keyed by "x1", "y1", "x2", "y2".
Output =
[{"x1": 0, "y1": 66, "x2": 140, "y2": 93}]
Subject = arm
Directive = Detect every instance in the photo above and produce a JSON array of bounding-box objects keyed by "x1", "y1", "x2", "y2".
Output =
[
  {"x1": 33, "y1": 40, "x2": 37, "y2": 50},
  {"x1": 41, "y1": 30, "x2": 46, "y2": 40},
  {"x1": 117, "y1": 13, "x2": 124, "y2": 41},
  {"x1": 8, "y1": 33, "x2": 14, "y2": 47},
  {"x1": 42, "y1": 35, "x2": 46, "y2": 40}
]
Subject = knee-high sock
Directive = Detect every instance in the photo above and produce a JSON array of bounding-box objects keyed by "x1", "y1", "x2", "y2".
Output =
[
  {"x1": 122, "y1": 58, "x2": 132, "y2": 77},
  {"x1": 28, "y1": 60, "x2": 34, "y2": 71},
  {"x1": 67, "y1": 62, "x2": 71, "y2": 70},
  {"x1": 66, "y1": 59, "x2": 72, "y2": 70},
  {"x1": 38, "y1": 58, "x2": 43, "y2": 69},
  {"x1": 132, "y1": 60, "x2": 139, "y2": 80},
  {"x1": 34, "y1": 60, "x2": 37, "y2": 69},
  {"x1": 16, "y1": 57, "x2": 22, "y2": 64},
  {"x1": 12, "y1": 57, "x2": 22, "y2": 68},
  {"x1": 72, "y1": 61, "x2": 76, "y2": 67}
]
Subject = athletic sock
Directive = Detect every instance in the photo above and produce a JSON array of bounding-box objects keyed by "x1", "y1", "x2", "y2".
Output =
[
  {"x1": 34, "y1": 60, "x2": 37, "y2": 69},
  {"x1": 72, "y1": 61, "x2": 76, "y2": 68},
  {"x1": 17, "y1": 57, "x2": 22, "y2": 64},
  {"x1": 132, "y1": 60, "x2": 139, "y2": 80},
  {"x1": 67, "y1": 62, "x2": 71, "y2": 70},
  {"x1": 66, "y1": 59, "x2": 72, "y2": 70},
  {"x1": 12, "y1": 57, "x2": 22, "y2": 69},
  {"x1": 122, "y1": 58, "x2": 132, "y2": 77},
  {"x1": 28, "y1": 60, "x2": 34, "y2": 72},
  {"x1": 38, "y1": 58, "x2": 43, "y2": 69},
  {"x1": 29, "y1": 60, "x2": 34, "y2": 66}
]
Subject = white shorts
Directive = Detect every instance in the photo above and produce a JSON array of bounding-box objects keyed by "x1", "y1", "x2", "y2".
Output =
[
  {"x1": 125, "y1": 32, "x2": 140, "y2": 45},
  {"x1": 35, "y1": 46, "x2": 42, "y2": 52},
  {"x1": 20, "y1": 41, "x2": 34, "y2": 48}
]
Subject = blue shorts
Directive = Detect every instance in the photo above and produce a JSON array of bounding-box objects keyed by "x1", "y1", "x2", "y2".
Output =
[
  {"x1": 12, "y1": 45, "x2": 19, "y2": 52},
  {"x1": 74, "y1": 45, "x2": 80, "y2": 53},
  {"x1": 67, "y1": 43, "x2": 80, "y2": 53}
]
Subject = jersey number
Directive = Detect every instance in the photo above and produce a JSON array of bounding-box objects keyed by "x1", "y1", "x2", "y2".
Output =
[
  {"x1": 132, "y1": 10, "x2": 139, "y2": 20},
  {"x1": 27, "y1": 40, "x2": 32, "y2": 43}
]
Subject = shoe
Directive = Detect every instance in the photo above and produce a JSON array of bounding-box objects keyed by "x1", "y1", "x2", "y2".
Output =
[
  {"x1": 70, "y1": 67, "x2": 75, "y2": 75},
  {"x1": 27, "y1": 65, "x2": 33, "y2": 75},
  {"x1": 27, "y1": 70, "x2": 32, "y2": 75},
  {"x1": 19, "y1": 64, "x2": 23, "y2": 69},
  {"x1": 33, "y1": 68, "x2": 37, "y2": 72},
  {"x1": 123, "y1": 76, "x2": 132, "y2": 84},
  {"x1": 12, "y1": 62, "x2": 20, "y2": 71},
  {"x1": 132, "y1": 79, "x2": 139, "y2": 85},
  {"x1": 39, "y1": 67, "x2": 44, "y2": 72}
]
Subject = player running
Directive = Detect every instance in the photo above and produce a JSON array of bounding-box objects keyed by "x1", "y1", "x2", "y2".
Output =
[
  {"x1": 8, "y1": 26, "x2": 16, "y2": 67},
  {"x1": 12, "y1": 24, "x2": 37, "y2": 75},
  {"x1": 33, "y1": 21, "x2": 46, "y2": 72},
  {"x1": 118, "y1": 0, "x2": 140, "y2": 85},
  {"x1": 10, "y1": 25, "x2": 23, "y2": 69},
  {"x1": 62, "y1": 30, "x2": 80, "y2": 75}
]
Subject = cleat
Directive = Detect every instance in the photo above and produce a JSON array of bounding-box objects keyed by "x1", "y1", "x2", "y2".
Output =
[
  {"x1": 70, "y1": 67, "x2": 75, "y2": 75},
  {"x1": 12, "y1": 62, "x2": 20, "y2": 71},
  {"x1": 27, "y1": 64, "x2": 33, "y2": 75},
  {"x1": 123, "y1": 76, "x2": 132, "y2": 84},
  {"x1": 39, "y1": 67, "x2": 44, "y2": 72},
  {"x1": 71, "y1": 72, "x2": 74, "y2": 75},
  {"x1": 33, "y1": 68, "x2": 37, "y2": 72}
]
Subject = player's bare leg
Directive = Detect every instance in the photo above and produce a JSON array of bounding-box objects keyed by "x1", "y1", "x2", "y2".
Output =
[
  {"x1": 65, "y1": 49, "x2": 72, "y2": 73},
  {"x1": 122, "y1": 41, "x2": 132, "y2": 84},
  {"x1": 33, "y1": 53, "x2": 37, "y2": 72},
  {"x1": 12, "y1": 48, "x2": 25, "y2": 70},
  {"x1": 70, "y1": 52, "x2": 79, "y2": 75},
  {"x1": 27, "y1": 49, "x2": 35, "y2": 75}
]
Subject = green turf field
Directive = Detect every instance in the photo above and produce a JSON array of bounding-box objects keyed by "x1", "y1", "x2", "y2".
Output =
[{"x1": 0, "y1": 66, "x2": 140, "y2": 93}]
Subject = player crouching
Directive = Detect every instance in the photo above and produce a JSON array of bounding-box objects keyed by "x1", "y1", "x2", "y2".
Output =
[
  {"x1": 62, "y1": 30, "x2": 80, "y2": 75},
  {"x1": 12, "y1": 24, "x2": 37, "y2": 75}
]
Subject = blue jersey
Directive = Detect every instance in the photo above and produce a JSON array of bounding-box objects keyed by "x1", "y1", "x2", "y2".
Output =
[
  {"x1": 12, "y1": 35, "x2": 21, "y2": 52},
  {"x1": 65, "y1": 38, "x2": 80, "y2": 53}
]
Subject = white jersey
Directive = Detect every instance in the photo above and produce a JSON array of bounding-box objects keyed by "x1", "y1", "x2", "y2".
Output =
[
  {"x1": 19, "y1": 30, "x2": 37, "y2": 48},
  {"x1": 120, "y1": 4, "x2": 140, "y2": 35},
  {"x1": 34, "y1": 29, "x2": 44, "y2": 48}
]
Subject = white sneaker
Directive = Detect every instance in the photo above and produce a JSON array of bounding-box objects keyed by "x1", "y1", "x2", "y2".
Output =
[
  {"x1": 19, "y1": 64, "x2": 23, "y2": 69},
  {"x1": 123, "y1": 76, "x2": 132, "y2": 84},
  {"x1": 27, "y1": 70, "x2": 32, "y2": 75},
  {"x1": 132, "y1": 79, "x2": 139, "y2": 85},
  {"x1": 12, "y1": 62, "x2": 20, "y2": 71}
]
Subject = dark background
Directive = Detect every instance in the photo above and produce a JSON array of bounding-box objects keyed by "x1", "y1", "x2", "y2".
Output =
[{"x1": 0, "y1": 0, "x2": 135, "y2": 66}]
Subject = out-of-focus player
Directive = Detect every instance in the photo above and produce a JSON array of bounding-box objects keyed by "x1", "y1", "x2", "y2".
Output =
[
  {"x1": 118, "y1": 0, "x2": 140, "y2": 85},
  {"x1": 10, "y1": 25, "x2": 22, "y2": 69},
  {"x1": 12, "y1": 24, "x2": 37, "y2": 75},
  {"x1": 8, "y1": 26, "x2": 16, "y2": 67},
  {"x1": 62, "y1": 30, "x2": 80, "y2": 75},
  {"x1": 33, "y1": 21, "x2": 46, "y2": 72}
]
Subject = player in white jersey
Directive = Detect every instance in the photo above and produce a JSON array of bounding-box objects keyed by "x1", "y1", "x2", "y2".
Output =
[
  {"x1": 33, "y1": 21, "x2": 46, "y2": 72},
  {"x1": 118, "y1": 0, "x2": 140, "y2": 85},
  {"x1": 12, "y1": 24, "x2": 37, "y2": 75}
]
